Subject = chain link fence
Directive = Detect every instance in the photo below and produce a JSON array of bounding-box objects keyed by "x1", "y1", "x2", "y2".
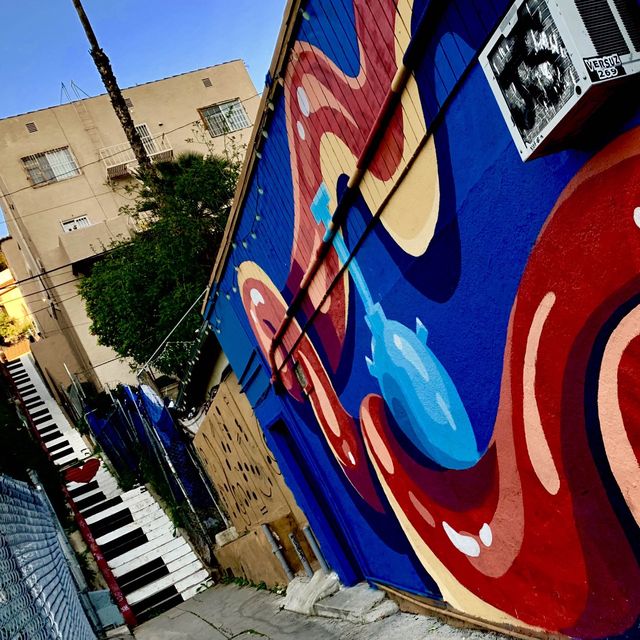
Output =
[{"x1": 0, "y1": 474, "x2": 96, "y2": 640}]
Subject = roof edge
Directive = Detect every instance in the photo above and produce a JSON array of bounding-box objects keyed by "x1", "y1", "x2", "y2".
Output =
[{"x1": 0, "y1": 59, "x2": 245, "y2": 122}]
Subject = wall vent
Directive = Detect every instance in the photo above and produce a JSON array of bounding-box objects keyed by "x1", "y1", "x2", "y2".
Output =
[
  {"x1": 25, "y1": 122, "x2": 38, "y2": 133},
  {"x1": 202, "y1": 77, "x2": 212, "y2": 88},
  {"x1": 124, "y1": 97, "x2": 133, "y2": 108}
]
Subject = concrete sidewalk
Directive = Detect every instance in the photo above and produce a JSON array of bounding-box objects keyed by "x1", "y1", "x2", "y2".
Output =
[{"x1": 133, "y1": 583, "x2": 506, "y2": 640}]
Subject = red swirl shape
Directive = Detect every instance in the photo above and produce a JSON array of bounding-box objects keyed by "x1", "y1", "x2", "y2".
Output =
[
  {"x1": 239, "y1": 265, "x2": 384, "y2": 512},
  {"x1": 361, "y1": 129, "x2": 640, "y2": 636},
  {"x1": 283, "y1": 0, "x2": 403, "y2": 370}
]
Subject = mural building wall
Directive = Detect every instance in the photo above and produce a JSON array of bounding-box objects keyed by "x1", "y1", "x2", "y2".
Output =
[{"x1": 203, "y1": 0, "x2": 640, "y2": 637}]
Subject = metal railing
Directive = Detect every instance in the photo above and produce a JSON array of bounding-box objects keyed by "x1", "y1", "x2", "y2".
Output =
[{"x1": 99, "y1": 134, "x2": 173, "y2": 178}]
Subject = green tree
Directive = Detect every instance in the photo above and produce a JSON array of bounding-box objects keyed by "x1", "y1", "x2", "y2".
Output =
[
  {"x1": 0, "y1": 309, "x2": 31, "y2": 345},
  {"x1": 78, "y1": 152, "x2": 238, "y2": 376}
]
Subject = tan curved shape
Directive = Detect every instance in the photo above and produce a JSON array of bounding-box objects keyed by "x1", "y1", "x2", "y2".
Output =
[
  {"x1": 522, "y1": 292, "x2": 561, "y2": 495},
  {"x1": 597, "y1": 304, "x2": 640, "y2": 525}
]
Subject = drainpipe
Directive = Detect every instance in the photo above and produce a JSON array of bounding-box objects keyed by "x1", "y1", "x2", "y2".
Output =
[
  {"x1": 261, "y1": 524, "x2": 294, "y2": 581},
  {"x1": 288, "y1": 532, "x2": 313, "y2": 577},
  {"x1": 302, "y1": 524, "x2": 330, "y2": 573}
]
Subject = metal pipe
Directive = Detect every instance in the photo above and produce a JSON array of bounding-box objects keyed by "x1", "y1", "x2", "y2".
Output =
[
  {"x1": 268, "y1": 61, "x2": 413, "y2": 389},
  {"x1": 261, "y1": 524, "x2": 294, "y2": 581},
  {"x1": 302, "y1": 525, "x2": 329, "y2": 574},
  {"x1": 288, "y1": 532, "x2": 313, "y2": 577},
  {"x1": 265, "y1": 0, "x2": 447, "y2": 389}
]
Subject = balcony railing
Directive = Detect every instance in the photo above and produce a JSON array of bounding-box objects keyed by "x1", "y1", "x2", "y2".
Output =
[{"x1": 99, "y1": 134, "x2": 173, "y2": 179}]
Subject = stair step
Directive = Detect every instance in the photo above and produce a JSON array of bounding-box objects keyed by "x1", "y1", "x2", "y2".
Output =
[
  {"x1": 362, "y1": 599, "x2": 399, "y2": 623},
  {"x1": 111, "y1": 538, "x2": 188, "y2": 576},
  {"x1": 315, "y1": 583, "x2": 387, "y2": 623},
  {"x1": 95, "y1": 512, "x2": 171, "y2": 546},
  {"x1": 126, "y1": 560, "x2": 204, "y2": 604},
  {"x1": 130, "y1": 586, "x2": 183, "y2": 624},
  {"x1": 107, "y1": 529, "x2": 179, "y2": 569}
]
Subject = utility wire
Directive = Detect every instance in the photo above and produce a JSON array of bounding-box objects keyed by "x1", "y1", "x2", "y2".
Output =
[
  {"x1": 0, "y1": 276, "x2": 85, "y2": 306},
  {"x1": 136, "y1": 287, "x2": 208, "y2": 377},
  {"x1": 77, "y1": 355, "x2": 126, "y2": 374},
  {"x1": 0, "y1": 248, "x2": 112, "y2": 289}
]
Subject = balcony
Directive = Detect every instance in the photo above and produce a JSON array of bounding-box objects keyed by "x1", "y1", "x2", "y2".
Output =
[
  {"x1": 59, "y1": 216, "x2": 131, "y2": 267},
  {"x1": 99, "y1": 133, "x2": 173, "y2": 179}
]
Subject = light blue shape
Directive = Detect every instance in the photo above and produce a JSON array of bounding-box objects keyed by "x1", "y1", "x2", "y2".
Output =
[
  {"x1": 365, "y1": 305, "x2": 479, "y2": 469},
  {"x1": 311, "y1": 183, "x2": 479, "y2": 469}
]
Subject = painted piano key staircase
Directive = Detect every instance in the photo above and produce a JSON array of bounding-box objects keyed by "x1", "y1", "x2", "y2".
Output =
[{"x1": 5, "y1": 354, "x2": 213, "y2": 624}]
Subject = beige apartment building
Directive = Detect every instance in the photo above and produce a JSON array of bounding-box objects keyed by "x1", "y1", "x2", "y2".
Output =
[{"x1": 0, "y1": 59, "x2": 259, "y2": 396}]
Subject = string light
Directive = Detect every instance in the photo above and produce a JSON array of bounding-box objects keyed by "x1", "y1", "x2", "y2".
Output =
[{"x1": 214, "y1": 165, "x2": 266, "y2": 303}]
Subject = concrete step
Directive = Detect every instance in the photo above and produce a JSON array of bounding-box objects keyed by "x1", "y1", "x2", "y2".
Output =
[
  {"x1": 314, "y1": 582, "x2": 397, "y2": 624},
  {"x1": 362, "y1": 598, "x2": 399, "y2": 623},
  {"x1": 282, "y1": 570, "x2": 340, "y2": 615},
  {"x1": 111, "y1": 538, "x2": 188, "y2": 577}
]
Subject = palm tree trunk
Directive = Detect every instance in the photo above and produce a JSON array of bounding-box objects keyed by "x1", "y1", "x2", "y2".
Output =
[{"x1": 71, "y1": 0, "x2": 152, "y2": 174}]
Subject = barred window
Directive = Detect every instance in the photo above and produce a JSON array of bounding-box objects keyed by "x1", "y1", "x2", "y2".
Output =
[
  {"x1": 22, "y1": 147, "x2": 80, "y2": 186},
  {"x1": 201, "y1": 99, "x2": 250, "y2": 137}
]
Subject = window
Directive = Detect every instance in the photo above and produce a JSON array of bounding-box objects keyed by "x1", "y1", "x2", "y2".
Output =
[
  {"x1": 201, "y1": 99, "x2": 250, "y2": 137},
  {"x1": 61, "y1": 216, "x2": 91, "y2": 233},
  {"x1": 22, "y1": 147, "x2": 80, "y2": 186},
  {"x1": 135, "y1": 123, "x2": 158, "y2": 154}
]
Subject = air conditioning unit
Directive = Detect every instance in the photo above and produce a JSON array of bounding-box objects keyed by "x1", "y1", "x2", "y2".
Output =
[{"x1": 480, "y1": 0, "x2": 640, "y2": 160}]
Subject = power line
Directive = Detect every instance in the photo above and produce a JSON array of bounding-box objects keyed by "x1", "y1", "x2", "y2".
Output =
[
  {"x1": 0, "y1": 248, "x2": 112, "y2": 289},
  {"x1": 27, "y1": 292, "x2": 83, "y2": 316},
  {"x1": 77, "y1": 355, "x2": 125, "y2": 375},
  {"x1": 136, "y1": 287, "x2": 208, "y2": 377},
  {"x1": 0, "y1": 276, "x2": 83, "y2": 306}
]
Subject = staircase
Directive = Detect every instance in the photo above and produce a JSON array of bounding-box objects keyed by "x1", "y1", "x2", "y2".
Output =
[{"x1": 5, "y1": 355, "x2": 212, "y2": 624}]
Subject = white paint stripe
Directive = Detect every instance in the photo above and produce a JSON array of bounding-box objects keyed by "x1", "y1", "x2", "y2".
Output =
[{"x1": 107, "y1": 531, "x2": 179, "y2": 568}]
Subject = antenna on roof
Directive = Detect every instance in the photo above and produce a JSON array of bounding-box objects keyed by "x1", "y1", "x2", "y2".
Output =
[
  {"x1": 70, "y1": 80, "x2": 92, "y2": 100},
  {"x1": 60, "y1": 82, "x2": 71, "y2": 105}
]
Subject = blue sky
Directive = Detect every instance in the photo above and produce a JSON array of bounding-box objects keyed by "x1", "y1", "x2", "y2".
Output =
[
  {"x1": 0, "y1": 0, "x2": 286, "y2": 118},
  {"x1": 0, "y1": 0, "x2": 287, "y2": 236}
]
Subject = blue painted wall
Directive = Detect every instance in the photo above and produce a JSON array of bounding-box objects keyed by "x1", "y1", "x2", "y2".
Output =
[{"x1": 204, "y1": 0, "x2": 640, "y2": 636}]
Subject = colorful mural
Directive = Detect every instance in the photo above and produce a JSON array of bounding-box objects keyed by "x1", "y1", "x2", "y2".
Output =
[{"x1": 205, "y1": 0, "x2": 640, "y2": 637}]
